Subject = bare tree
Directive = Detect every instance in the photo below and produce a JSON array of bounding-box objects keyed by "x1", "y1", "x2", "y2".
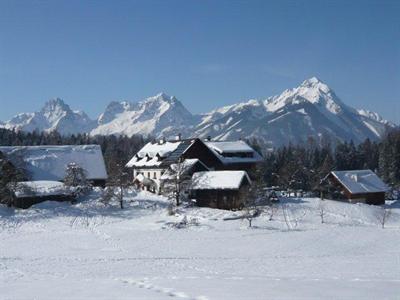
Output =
[
  {"x1": 266, "y1": 202, "x2": 278, "y2": 221},
  {"x1": 64, "y1": 162, "x2": 91, "y2": 200},
  {"x1": 106, "y1": 163, "x2": 129, "y2": 209},
  {"x1": 375, "y1": 207, "x2": 391, "y2": 229},
  {"x1": 161, "y1": 158, "x2": 191, "y2": 208},
  {"x1": 318, "y1": 199, "x2": 326, "y2": 224},
  {"x1": 242, "y1": 196, "x2": 261, "y2": 228},
  {"x1": 100, "y1": 186, "x2": 114, "y2": 206},
  {"x1": 64, "y1": 163, "x2": 88, "y2": 187}
]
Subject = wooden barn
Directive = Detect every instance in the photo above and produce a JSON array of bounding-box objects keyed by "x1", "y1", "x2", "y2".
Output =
[
  {"x1": 10, "y1": 181, "x2": 74, "y2": 209},
  {"x1": 203, "y1": 140, "x2": 263, "y2": 173},
  {"x1": 321, "y1": 170, "x2": 389, "y2": 205},
  {"x1": 189, "y1": 170, "x2": 251, "y2": 210}
]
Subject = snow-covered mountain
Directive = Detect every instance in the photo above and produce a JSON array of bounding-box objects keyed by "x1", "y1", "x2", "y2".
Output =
[
  {"x1": 0, "y1": 98, "x2": 96, "y2": 135},
  {"x1": 193, "y1": 77, "x2": 393, "y2": 145},
  {"x1": 92, "y1": 93, "x2": 197, "y2": 137},
  {"x1": 0, "y1": 78, "x2": 395, "y2": 146}
]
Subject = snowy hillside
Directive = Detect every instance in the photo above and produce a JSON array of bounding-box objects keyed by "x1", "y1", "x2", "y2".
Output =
[
  {"x1": 0, "y1": 78, "x2": 394, "y2": 145},
  {"x1": 1, "y1": 191, "x2": 399, "y2": 299}
]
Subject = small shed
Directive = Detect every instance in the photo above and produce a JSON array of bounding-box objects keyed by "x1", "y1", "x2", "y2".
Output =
[
  {"x1": 322, "y1": 170, "x2": 389, "y2": 205},
  {"x1": 11, "y1": 181, "x2": 74, "y2": 209},
  {"x1": 189, "y1": 171, "x2": 251, "y2": 210}
]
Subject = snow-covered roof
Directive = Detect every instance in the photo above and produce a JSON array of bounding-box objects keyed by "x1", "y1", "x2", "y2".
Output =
[
  {"x1": 190, "y1": 171, "x2": 251, "y2": 190},
  {"x1": 13, "y1": 181, "x2": 72, "y2": 198},
  {"x1": 0, "y1": 145, "x2": 107, "y2": 181},
  {"x1": 330, "y1": 170, "x2": 389, "y2": 194},
  {"x1": 204, "y1": 141, "x2": 263, "y2": 164},
  {"x1": 126, "y1": 156, "x2": 163, "y2": 168},
  {"x1": 205, "y1": 141, "x2": 254, "y2": 153},
  {"x1": 160, "y1": 159, "x2": 209, "y2": 180},
  {"x1": 138, "y1": 141, "x2": 181, "y2": 158},
  {"x1": 126, "y1": 141, "x2": 182, "y2": 168}
]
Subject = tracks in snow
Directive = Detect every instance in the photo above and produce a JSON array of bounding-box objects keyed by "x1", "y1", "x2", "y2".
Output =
[{"x1": 120, "y1": 278, "x2": 209, "y2": 300}]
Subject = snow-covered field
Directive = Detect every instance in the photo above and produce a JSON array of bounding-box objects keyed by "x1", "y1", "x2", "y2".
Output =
[{"x1": 1, "y1": 190, "x2": 399, "y2": 300}]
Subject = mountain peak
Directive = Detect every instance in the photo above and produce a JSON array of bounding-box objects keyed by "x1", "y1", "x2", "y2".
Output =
[
  {"x1": 155, "y1": 92, "x2": 170, "y2": 99},
  {"x1": 42, "y1": 98, "x2": 71, "y2": 114},
  {"x1": 302, "y1": 76, "x2": 323, "y2": 85},
  {"x1": 142, "y1": 92, "x2": 180, "y2": 106}
]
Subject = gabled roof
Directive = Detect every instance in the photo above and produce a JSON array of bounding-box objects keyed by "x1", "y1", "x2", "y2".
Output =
[
  {"x1": 126, "y1": 139, "x2": 198, "y2": 168},
  {"x1": 160, "y1": 158, "x2": 209, "y2": 180},
  {"x1": 0, "y1": 145, "x2": 107, "y2": 181},
  {"x1": 190, "y1": 170, "x2": 251, "y2": 190},
  {"x1": 160, "y1": 139, "x2": 196, "y2": 166},
  {"x1": 330, "y1": 170, "x2": 389, "y2": 194},
  {"x1": 126, "y1": 138, "x2": 263, "y2": 169},
  {"x1": 204, "y1": 141, "x2": 263, "y2": 164},
  {"x1": 126, "y1": 140, "x2": 191, "y2": 168}
]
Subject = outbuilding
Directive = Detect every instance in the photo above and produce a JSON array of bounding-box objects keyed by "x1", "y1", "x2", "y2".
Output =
[
  {"x1": 322, "y1": 170, "x2": 389, "y2": 205},
  {"x1": 10, "y1": 180, "x2": 74, "y2": 209},
  {"x1": 189, "y1": 170, "x2": 251, "y2": 210}
]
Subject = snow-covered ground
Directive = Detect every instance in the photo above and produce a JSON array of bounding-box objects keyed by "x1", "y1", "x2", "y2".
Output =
[{"x1": 1, "y1": 190, "x2": 399, "y2": 299}]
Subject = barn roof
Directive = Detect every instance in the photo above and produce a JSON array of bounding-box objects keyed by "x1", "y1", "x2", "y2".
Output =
[
  {"x1": 0, "y1": 145, "x2": 107, "y2": 181},
  {"x1": 190, "y1": 170, "x2": 251, "y2": 190},
  {"x1": 330, "y1": 170, "x2": 389, "y2": 194}
]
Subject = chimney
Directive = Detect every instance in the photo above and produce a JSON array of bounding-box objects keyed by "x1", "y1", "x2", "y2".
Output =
[
  {"x1": 176, "y1": 133, "x2": 182, "y2": 141},
  {"x1": 351, "y1": 174, "x2": 359, "y2": 182}
]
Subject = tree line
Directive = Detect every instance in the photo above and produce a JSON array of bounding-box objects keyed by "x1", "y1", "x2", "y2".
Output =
[
  {"x1": 1, "y1": 127, "x2": 400, "y2": 191},
  {"x1": 251, "y1": 129, "x2": 400, "y2": 191}
]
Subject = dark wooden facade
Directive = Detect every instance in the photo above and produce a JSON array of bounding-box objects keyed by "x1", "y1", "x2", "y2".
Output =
[
  {"x1": 12, "y1": 194, "x2": 74, "y2": 209},
  {"x1": 90, "y1": 179, "x2": 106, "y2": 188},
  {"x1": 177, "y1": 139, "x2": 222, "y2": 169},
  {"x1": 323, "y1": 173, "x2": 385, "y2": 205},
  {"x1": 183, "y1": 139, "x2": 258, "y2": 174},
  {"x1": 190, "y1": 180, "x2": 250, "y2": 210}
]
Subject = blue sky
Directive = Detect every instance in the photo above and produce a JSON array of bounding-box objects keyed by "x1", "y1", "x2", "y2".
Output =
[{"x1": 0, "y1": 0, "x2": 399, "y2": 123}]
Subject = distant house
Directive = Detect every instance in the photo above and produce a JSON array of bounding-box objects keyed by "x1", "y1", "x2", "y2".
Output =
[
  {"x1": 0, "y1": 145, "x2": 108, "y2": 187},
  {"x1": 203, "y1": 140, "x2": 263, "y2": 171},
  {"x1": 11, "y1": 180, "x2": 74, "y2": 209},
  {"x1": 189, "y1": 170, "x2": 251, "y2": 210},
  {"x1": 322, "y1": 170, "x2": 389, "y2": 205},
  {"x1": 125, "y1": 136, "x2": 261, "y2": 193}
]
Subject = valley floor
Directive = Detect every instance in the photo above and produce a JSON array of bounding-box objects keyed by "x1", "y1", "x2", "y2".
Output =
[{"x1": 1, "y1": 191, "x2": 399, "y2": 300}]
